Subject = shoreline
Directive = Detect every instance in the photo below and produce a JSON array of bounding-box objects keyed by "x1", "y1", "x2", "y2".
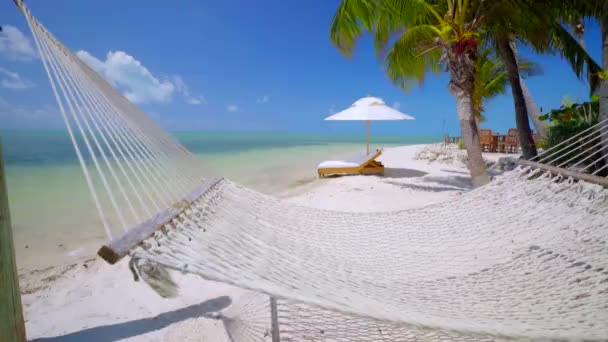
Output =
[
  {"x1": 10, "y1": 143, "x2": 371, "y2": 273},
  {"x1": 17, "y1": 143, "x2": 513, "y2": 287}
]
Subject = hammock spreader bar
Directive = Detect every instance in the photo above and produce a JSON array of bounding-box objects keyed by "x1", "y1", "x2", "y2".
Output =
[
  {"x1": 516, "y1": 159, "x2": 608, "y2": 187},
  {"x1": 98, "y1": 177, "x2": 224, "y2": 264}
]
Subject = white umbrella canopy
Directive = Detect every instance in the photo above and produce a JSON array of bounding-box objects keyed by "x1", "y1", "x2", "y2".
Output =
[{"x1": 325, "y1": 96, "x2": 415, "y2": 154}]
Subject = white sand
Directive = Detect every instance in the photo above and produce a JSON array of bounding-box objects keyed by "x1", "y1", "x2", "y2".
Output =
[{"x1": 22, "y1": 144, "x2": 514, "y2": 341}]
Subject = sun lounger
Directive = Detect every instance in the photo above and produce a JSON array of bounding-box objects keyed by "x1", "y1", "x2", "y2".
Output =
[{"x1": 317, "y1": 149, "x2": 384, "y2": 177}]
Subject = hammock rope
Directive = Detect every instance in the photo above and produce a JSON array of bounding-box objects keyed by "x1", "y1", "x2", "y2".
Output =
[{"x1": 15, "y1": 1, "x2": 608, "y2": 340}]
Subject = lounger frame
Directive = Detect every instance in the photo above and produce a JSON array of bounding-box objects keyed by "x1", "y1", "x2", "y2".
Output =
[{"x1": 318, "y1": 149, "x2": 384, "y2": 178}]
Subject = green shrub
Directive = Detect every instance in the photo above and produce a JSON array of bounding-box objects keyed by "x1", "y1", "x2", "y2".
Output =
[
  {"x1": 540, "y1": 94, "x2": 606, "y2": 175},
  {"x1": 535, "y1": 138, "x2": 547, "y2": 150},
  {"x1": 457, "y1": 138, "x2": 465, "y2": 150},
  {"x1": 545, "y1": 121, "x2": 606, "y2": 175},
  {"x1": 539, "y1": 95, "x2": 599, "y2": 125}
]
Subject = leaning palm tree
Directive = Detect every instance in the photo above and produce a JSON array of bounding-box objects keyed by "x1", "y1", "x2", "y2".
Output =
[
  {"x1": 473, "y1": 49, "x2": 540, "y2": 124},
  {"x1": 331, "y1": 0, "x2": 494, "y2": 186},
  {"x1": 482, "y1": 1, "x2": 564, "y2": 159}
]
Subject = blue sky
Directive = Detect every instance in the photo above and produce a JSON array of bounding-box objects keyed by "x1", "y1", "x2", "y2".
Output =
[{"x1": 0, "y1": 0, "x2": 602, "y2": 137}]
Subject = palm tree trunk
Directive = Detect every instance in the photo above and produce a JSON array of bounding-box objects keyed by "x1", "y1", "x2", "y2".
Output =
[
  {"x1": 511, "y1": 42, "x2": 548, "y2": 140},
  {"x1": 600, "y1": 2, "x2": 608, "y2": 168},
  {"x1": 520, "y1": 81, "x2": 549, "y2": 140},
  {"x1": 448, "y1": 56, "x2": 489, "y2": 187},
  {"x1": 498, "y1": 38, "x2": 537, "y2": 159}
]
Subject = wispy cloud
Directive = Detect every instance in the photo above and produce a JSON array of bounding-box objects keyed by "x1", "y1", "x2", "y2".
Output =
[
  {"x1": 0, "y1": 25, "x2": 38, "y2": 61},
  {"x1": 256, "y1": 95, "x2": 270, "y2": 104},
  {"x1": 77, "y1": 50, "x2": 206, "y2": 105},
  {"x1": 392, "y1": 101, "x2": 401, "y2": 110},
  {"x1": 77, "y1": 50, "x2": 174, "y2": 104},
  {"x1": 185, "y1": 96, "x2": 206, "y2": 105},
  {"x1": 171, "y1": 75, "x2": 206, "y2": 105},
  {"x1": 227, "y1": 104, "x2": 239, "y2": 112},
  {"x1": 0, "y1": 67, "x2": 34, "y2": 89}
]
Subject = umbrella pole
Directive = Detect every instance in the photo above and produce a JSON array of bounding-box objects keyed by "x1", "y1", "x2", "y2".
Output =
[{"x1": 366, "y1": 120, "x2": 370, "y2": 155}]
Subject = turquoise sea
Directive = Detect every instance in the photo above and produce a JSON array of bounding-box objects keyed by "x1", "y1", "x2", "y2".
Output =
[{"x1": 1, "y1": 130, "x2": 439, "y2": 271}]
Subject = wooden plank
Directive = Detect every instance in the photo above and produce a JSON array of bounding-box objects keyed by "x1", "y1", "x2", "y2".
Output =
[
  {"x1": 0, "y1": 140, "x2": 27, "y2": 342},
  {"x1": 517, "y1": 159, "x2": 608, "y2": 187},
  {"x1": 98, "y1": 177, "x2": 224, "y2": 264},
  {"x1": 269, "y1": 297, "x2": 281, "y2": 342}
]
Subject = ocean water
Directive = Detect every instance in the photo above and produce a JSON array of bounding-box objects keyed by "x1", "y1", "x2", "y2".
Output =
[{"x1": 1, "y1": 130, "x2": 439, "y2": 271}]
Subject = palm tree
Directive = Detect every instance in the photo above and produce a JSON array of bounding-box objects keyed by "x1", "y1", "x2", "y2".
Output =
[
  {"x1": 330, "y1": 0, "x2": 600, "y2": 182},
  {"x1": 482, "y1": 0, "x2": 602, "y2": 158},
  {"x1": 474, "y1": 49, "x2": 540, "y2": 125},
  {"x1": 481, "y1": 1, "x2": 563, "y2": 159},
  {"x1": 494, "y1": 37, "x2": 539, "y2": 158},
  {"x1": 331, "y1": 1, "x2": 493, "y2": 186}
]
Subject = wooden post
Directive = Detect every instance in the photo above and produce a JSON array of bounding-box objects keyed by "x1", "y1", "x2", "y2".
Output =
[
  {"x1": 366, "y1": 120, "x2": 371, "y2": 155},
  {"x1": 0, "y1": 140, "x2": 26, "y2": 342},
  {"x1": 269, "y1": 297, "x2": 281, "y2": 342}
]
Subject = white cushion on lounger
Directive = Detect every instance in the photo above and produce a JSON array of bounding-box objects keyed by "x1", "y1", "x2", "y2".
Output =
[
  {"x1": 317, "y1": 152, "x2": 377, "y2": 169},
  {"x1": 318, "y1": 160, "x2": 360, "y2": 168}
]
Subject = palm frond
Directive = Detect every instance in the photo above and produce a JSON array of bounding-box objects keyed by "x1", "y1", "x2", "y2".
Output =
[
  {"x1": 473, "y1": 50, "x2": 508, "y2": 116},
  {"x1": 330, "y1": 0, "x2": 379, "y2": 56},
  {"x1": 516, "y1": 56, "x2": 542, "y2": 78},
  {"x1": 550, "y1": 22, "x2": 601, "y2": 93},
  {"x1": 384, "y1": 24, "x2": 443, "y2": 91},
  {"x1": 330, "y1": 0, "x2": 444, "y2": 58},
  {"x1": 472, "y1": 44, "x2": 543, "y2": 117}
]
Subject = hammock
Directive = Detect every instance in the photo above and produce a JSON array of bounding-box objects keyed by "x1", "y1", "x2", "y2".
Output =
[{"x1": 16, "y1": 1, "x2": 608, "y2": 340}]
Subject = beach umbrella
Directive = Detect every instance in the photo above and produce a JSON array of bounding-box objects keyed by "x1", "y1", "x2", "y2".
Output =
[{"x1": 325, "y1": 96, "x2": 415, "y2": 154}]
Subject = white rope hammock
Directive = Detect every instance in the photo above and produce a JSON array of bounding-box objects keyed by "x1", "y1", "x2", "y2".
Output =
[{"x1": 16, "y1": 1, "x2": 608, "y2": 340}]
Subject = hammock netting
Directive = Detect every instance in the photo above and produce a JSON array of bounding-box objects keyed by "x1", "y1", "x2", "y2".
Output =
[{"x1": 16, "y1": 1, "x2": 608, "y2": 340}]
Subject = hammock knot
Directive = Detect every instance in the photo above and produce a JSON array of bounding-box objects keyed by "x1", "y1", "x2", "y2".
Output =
[{"x1": 129, "y1": 257, "x2": 179, "y2": 298}]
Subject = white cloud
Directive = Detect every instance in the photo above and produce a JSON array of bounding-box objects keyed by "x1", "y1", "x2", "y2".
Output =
[
  {"x1": 256, "y1": 95, "x2": 270, "y2": 104},
  {"x1": 0, "y1": 25, "x2": 38, "y2": 61},
  {"x1": 76, "y1": 50, "x2": 206, "y2": 105},
  {"x1": 76, "y1": 50, "x2": 174, "y2": 104},
  {"x1": 172, "y1": 75, "x2": 206, "y2": 105},
  {"x1": 0, "y1": 67, "x2": 34, "y2": 89},
  {"x1": 392, "y1": 101, "x2": 401, "y2": 110},
  {"x1": 227, "y1": 105, "x2": 239, "y2": 112}
]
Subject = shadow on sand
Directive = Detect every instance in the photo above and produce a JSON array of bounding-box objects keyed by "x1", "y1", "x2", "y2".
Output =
[
  {"x1": 422, "y1": 175, "x2": 473, "y2": 190},
  {"x1": 32, "y1": 296, "x2": 232, "y2": 342},
  {"x1": 383, "y1": 167, "x2": 428, "y2": 178}
]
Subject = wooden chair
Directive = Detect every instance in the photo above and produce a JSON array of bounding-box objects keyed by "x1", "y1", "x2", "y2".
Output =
[
  {"x1": 506, "y1": 128, "x2": 520, "y2": 154},
  {"x1": 495, "y1": 134, "x2": 507, "y2": 153},
  {"x1": 318, "y1": 149, "x2": 384, "y2": 178},
  {"x1": 479, "y1": 129, "x2": 493, "y2": 152}
]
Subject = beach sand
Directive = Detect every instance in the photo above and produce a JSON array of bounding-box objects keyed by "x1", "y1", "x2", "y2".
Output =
[{"x1": 21, "y1": 144, "x2": 513, "y2": 341}]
